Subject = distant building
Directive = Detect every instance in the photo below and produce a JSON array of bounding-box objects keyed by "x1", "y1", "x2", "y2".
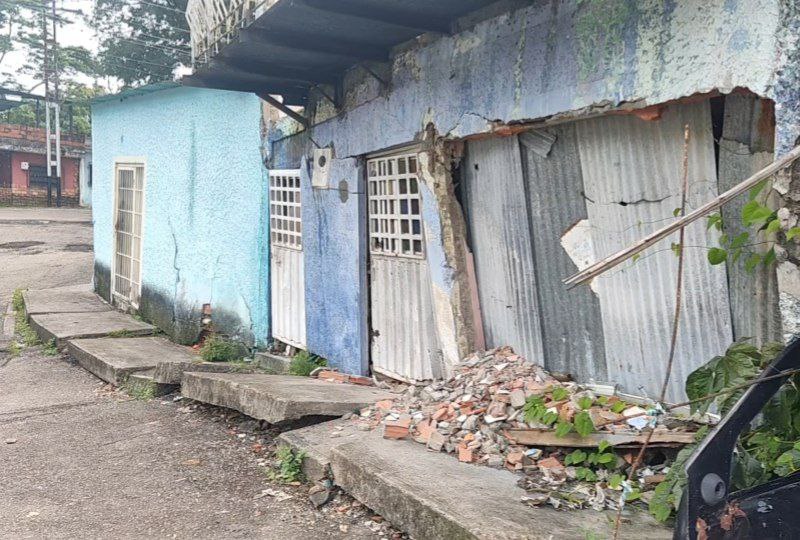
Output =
[
  {"x1": 0, "y1": 123, "x2": 90, "y2": 207},
  {"x1": 91, "y1": 83, "x2": 269, "y2": 346}
]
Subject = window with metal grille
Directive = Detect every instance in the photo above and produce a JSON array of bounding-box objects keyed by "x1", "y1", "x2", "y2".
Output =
[
  {"x1": 113, "y1": 163, "x2": 144, "y2": 305},
  {"x1": 269, "y1": 170, "x2": 302, "y2": 249},
  {"x1": 368, "y1": 153, "x2": 424, "y2": 258}
]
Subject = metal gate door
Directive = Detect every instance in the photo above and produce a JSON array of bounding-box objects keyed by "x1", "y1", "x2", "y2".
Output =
[
  {"x1": 368, "y1": 151, "x2": 441, "y2": 381},
  {"x1": 112, "y1": 164, "x2": 144, "y2": 307},
  {"x1": 269, "y1": 170, "x2": 306, "y2": 349}
]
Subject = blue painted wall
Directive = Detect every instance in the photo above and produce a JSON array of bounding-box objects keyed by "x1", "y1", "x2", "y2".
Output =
[
  {"x1": 92, "y1": 85, "x2": 269, "y2": 346},
  {"x1": 299, "y1": 156, "x2": 368, "y2": 376},
  {"x1": 272, "y1": 0, "x2": 796, "y2": 376}
]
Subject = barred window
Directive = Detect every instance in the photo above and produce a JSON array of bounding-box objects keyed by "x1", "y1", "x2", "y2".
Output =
[
  {"x1": 368, "y1": 153, "x2": 424, "y2": 258},
  {"x1": 269, "y1": 170, "x2": 302, "y2": 249}
]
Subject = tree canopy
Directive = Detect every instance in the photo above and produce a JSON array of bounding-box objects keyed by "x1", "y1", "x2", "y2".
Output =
[{"x1": 93, "y1": 0, "x2": 190, "y2": 86}]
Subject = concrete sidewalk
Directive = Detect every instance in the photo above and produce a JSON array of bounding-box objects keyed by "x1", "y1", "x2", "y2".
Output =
[{"x1": 0, "y1": 351, "x2": 381, "y2": 539}]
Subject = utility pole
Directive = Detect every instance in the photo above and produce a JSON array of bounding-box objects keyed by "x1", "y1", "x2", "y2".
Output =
[{"x1": 42, "y1": 0, "x2": 61, "y2": 206}]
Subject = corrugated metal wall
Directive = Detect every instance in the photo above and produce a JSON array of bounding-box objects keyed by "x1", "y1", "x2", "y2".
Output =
[
  {"x1": 370, "y1": 256, "x2": 441, "y2": 381},
  {"x1": 519, "y1": 124, "x2": 607, "y2": 382},
  {"x1": 462, "y1": 99, "x2": 775, "y2": 400},
  {"x1": 271, "y1": 245, "x2": 306, "y2": 348},
  {"x1": 463, "y1": 136, "x2": 545, "y2": 365},
  {"x1": 576, "y1": 101, "x2": 733, "y2": 401},
  {"x1": 718, "y1": 94, "x2": 782, "y2": 346}
]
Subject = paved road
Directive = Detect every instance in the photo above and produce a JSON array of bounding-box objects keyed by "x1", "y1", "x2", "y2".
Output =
[{"x1": 0, "y1": 208, "x2": 387, "y2": 539}]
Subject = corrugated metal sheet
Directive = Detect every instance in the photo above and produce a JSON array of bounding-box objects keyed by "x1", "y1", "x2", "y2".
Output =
[
  {"x1": 576, "y1": 100, "x2": 733, "y2": 401},
  {"x1": 370, "y1": 255, "x2": 441, "y2": 381},
  {"x1": 520, "y1": 123, "x2": 606, "y2": 381},
  {"x1": 271, "y1": 245, "x2": 306, "y2": 348},
  {"x1": 463, "y1": 136, "x2": 545, "y2": 364},
  {"x1": 719, "y1": 94, "x2": 782, "y2": 345}
]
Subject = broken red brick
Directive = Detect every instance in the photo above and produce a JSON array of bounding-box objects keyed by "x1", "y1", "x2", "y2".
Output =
[
  {"x1": 458, "y1": 445, "x2": 475, "y2": 463},
  {"x1": 432, "y1": 407, "x2": 449, "y2": 421},
  {"x1": 413, "y1": 419, "x2": 435, "y2": 444},
  {"x1": 383, "y1": 419, "x2": 411, "y2": 440},
  {"x1": 536, "y1": 456, "x2": 564, "y2": 470},
  {"x1": 375, "y1": 399, "x2": 394, "y2": 411},
  {"x1": 506, "y1": 451, "x2": 524, "y2": 466}
]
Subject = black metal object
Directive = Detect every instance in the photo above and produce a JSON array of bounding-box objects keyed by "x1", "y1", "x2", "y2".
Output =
[
  {"x1": 675, "y1": 338, "x2": 800, "y2": 539},
  {"x1": 28, "y1": 165, "x2": 61, "y2": 207}
]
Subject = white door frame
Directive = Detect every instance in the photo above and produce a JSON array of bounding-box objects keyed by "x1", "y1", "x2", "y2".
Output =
[
  {"x1": 366, "y1": 146, "x2": 442, "y2": 381},
  {"x1": 269, "y1": 168, "x2": 306, "y2": 349},
  {"x1": 111, "y1": 157, "x2": 146, "y2": 309}
]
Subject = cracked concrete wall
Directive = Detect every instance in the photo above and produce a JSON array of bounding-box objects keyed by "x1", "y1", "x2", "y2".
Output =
[
  {"x1": 92, "y1": 86, "x2": 269, "y2": 346},
  {"x1": 273, "y1": 0, "x2": 800, "y2": 375}
]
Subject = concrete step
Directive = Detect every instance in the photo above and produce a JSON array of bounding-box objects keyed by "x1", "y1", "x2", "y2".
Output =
[
  {"x1": 181, "y1": 372, "x2": 395, "y2": 425},
  {"x1": 280, "y1": 423, "x2": 671, "y2": 540},
  {"x1": 22, "y1": 284, "x2": 111, "y2": 318},
  {"x1": 153, "y1": 360, "x2": 261, "y2": 385},
  {"x1": 253, "y1": 351, "x2": 292, "y2": 374},
  {"x1": 277, "y1": 420, "x2": 363, "y2": 482},
  {"x1": 68, "y1": 336, "x2": 195, "y2": 385},
  {"x1": 126, "y1": 369, "x2": 177, "y2": 397},
  {"x1": 30, "y1": 311, "x2": 155, "y2": 346}
]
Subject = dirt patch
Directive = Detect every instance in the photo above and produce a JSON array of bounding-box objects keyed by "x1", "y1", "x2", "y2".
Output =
[
  {"x1": 63, "y1": 243, "x2": 93, "y2": 252},
  {"x1": 0, "y1": 241, "x2": 45, "y2": 250}
]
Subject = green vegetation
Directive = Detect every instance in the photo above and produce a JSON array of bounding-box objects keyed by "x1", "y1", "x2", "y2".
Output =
[
  {"x1": 11, "y1": 289, "x2": 39, "y2": 347},
  {"x1": 267, "y1": 446, "x2": 307, "y2": 484},
  {"x1": 649, "y1": 340, "x2": 787, "y2": 522},
  {"x1": 42, "y1": 339, "x2": 59, "y2": 356},
  {"x1": 122, "y1": 378, "x2": 156, "y2": 401},
  {"x1": 199, "y1": 334, "x2": 244, "y2": 362},
  {"x1": 288, "y1": 350, "x2": 327, "y2": 376}
]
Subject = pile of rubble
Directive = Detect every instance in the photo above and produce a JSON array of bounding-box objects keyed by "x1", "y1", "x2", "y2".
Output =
[{"x1": 353, "y1": 346, "x2": 706, "y2": 511}]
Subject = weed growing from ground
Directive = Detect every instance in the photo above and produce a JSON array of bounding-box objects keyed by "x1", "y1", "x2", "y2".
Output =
[
  {"x1": 200, "y1": 333, "x2": 243, "y2": 362},
  {"x1": 42, "y1": 339, "x2": 59, "y2": 356},
  {"x1": 289, "y1": 350, "x2": 327, "y2": 376},
  {"x1": 122, "y1": 378, "x2": 156, "y2": 400},
  {"x1": 267, "y1": 446, "x2": 307, "y2": 484},
  {"x1": 8, "y1": 341, "x2": 21, "y2": 357},
  {"x1": 11, "y1": 288, "x2": 39, "y2": 346}
]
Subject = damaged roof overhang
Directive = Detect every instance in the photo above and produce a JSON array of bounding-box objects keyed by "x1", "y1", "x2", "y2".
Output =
[{"x1": 182, "y1": 0, "x2": 496, "y2": 106}]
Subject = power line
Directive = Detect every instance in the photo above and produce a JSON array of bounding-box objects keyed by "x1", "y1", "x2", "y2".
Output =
[
  {"x1": 130, "y1": 0, "x2": 186, "y2": 14},
  {"x1": 114, "y1": 36, "x2": 191, "y2": 56},
  {"x1": 100, "y1": 53, "x2": 186, "y2": 70}
]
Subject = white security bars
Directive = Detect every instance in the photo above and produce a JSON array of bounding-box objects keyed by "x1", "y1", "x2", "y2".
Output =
[
  {"x1": 368, "y1": 153, "x2": 424, "y2": 258},
  {"x1": 269, "y1": 170, "x2": 302, "y2": 249}
]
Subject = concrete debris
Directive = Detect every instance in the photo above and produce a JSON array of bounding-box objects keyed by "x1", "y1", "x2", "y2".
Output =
[{"x1": 352, "y1": 345, "x2": 706, "y2": 513}]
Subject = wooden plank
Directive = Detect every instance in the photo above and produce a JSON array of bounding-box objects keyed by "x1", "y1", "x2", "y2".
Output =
[{"x1": 504, "y1": 429, "x2": 696, "y2": 447}]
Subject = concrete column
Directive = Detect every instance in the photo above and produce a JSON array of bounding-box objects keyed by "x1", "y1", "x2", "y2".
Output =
[{"x1": 417, "y1": 126, "x2": 477, "y2": 373}]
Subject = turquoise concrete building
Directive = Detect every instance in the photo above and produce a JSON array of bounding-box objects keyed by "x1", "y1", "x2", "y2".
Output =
[{"x1": 91, "y1": 83, "x2": 269, "y2": 346}]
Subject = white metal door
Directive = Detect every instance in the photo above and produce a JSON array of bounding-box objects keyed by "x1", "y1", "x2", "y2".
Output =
[
  {"x1": 112, "y1": 164, "x2": 144, "y2": 307},
  {"x1": 368, "y1": 152, "x2": 441, "y2": 381},
  {"x1": 269, "y1": 169, "x2": 306, "y2": 348}
]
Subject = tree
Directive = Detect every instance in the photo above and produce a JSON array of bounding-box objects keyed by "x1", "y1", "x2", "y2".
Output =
[
  {"x1": 93, "y1": 0, "x2": 190, "y2": 86},
  {"x1": 0, "y1": 0, "x2": 98, "y2": 92},
  {"x1": 1, "y1": 82, "x2": 106, "y2": 135}
]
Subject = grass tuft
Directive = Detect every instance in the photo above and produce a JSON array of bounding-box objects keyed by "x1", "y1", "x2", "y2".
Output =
[
  {"x1": 288, "y1": 350, "x2": 327, "y2": 376},
  {"x1": 199, "y1": 333, "x2": 244, "y2": 362},
  {"x1": 266, "y1": 446, "x2": 307, "y2": 484}
]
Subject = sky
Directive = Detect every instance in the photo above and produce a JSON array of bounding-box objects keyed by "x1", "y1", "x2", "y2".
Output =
[{"x1": 1, "y1": 0, "x2": 106, "y2": 94}]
